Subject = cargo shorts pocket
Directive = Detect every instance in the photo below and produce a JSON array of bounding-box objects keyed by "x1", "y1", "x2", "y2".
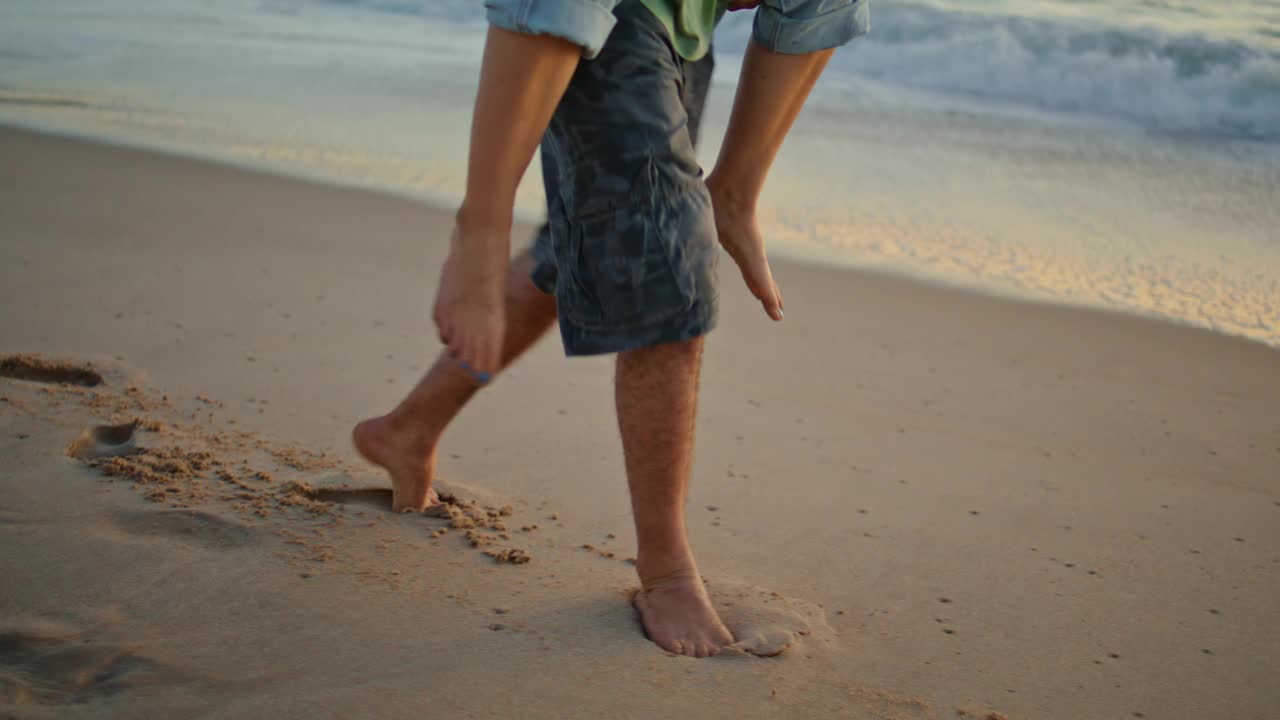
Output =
[
  {"x1": 557, "y1": 211, "x2": 697, "y2": 332},
  {"x1": 555, "y1": 161, "x2": 704, "y2": 333}
]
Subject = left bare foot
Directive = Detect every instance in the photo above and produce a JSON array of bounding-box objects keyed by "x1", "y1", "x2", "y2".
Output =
[{"x1": 352, "y1": 414, "x2": 439, "y2": 512}]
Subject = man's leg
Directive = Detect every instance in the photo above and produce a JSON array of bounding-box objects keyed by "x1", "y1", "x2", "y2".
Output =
[
  {"x1": 619, "y1": 337, "x2": 733, "y2": 658},
  {"x1": 353, "y1": 250, "x2": 557, "y2": 511},
  {"x1": 523, "y1": 0, "x2": 728, "y2": 657}
]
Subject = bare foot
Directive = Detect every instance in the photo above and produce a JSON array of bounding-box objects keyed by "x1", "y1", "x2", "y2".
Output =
[
  {"x1": 705, "y1": 177, "x2": 783, "y2": 322},
  {"x1": 352, "y1": 415, "x2": 439, "y2": 512},
  {"x1": 633, "y1": 569, "x2": 734, "y2": 658},
  {"x1": 432, "y1": 218, "x2": 509, "y2": 378}
]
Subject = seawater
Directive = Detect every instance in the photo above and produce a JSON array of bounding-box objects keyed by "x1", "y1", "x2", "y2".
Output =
[{"x1": 1, "y1": 0, "x2": 1277, "y2": 346}]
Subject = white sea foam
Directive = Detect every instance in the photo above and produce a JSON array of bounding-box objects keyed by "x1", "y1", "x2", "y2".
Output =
[{"x1": 819, "y1": 2, "x2": 1280, "y2": 141}]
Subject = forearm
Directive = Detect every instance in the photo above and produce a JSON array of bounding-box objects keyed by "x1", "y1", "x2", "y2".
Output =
[
  {"x1": 457, "y1": 26, "x2": 581, "y2": 238},
  {"x1": 707, "y1": 40, "x2": 832, "y2": 209}
]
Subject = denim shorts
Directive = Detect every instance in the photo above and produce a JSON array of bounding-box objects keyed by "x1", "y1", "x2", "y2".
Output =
[{"x1": 529, "y1": 0, "x2": 719, "y2": 356}]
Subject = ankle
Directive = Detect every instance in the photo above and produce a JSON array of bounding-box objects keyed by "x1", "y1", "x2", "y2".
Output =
[
  {"x1": 380, "y1": 410, "x2": 441, "y2": 456},
  {"x1": 635, "y1": 550, "x2": 700, "y2": 590}
]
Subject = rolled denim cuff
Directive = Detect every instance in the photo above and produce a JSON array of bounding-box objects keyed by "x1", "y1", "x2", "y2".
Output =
[
  {"x1": 485, "y1": 0, "x2": 619, "y2": 59},
  {"x1": 753, "y1": 0, "x2": 870, "y2": 55}
]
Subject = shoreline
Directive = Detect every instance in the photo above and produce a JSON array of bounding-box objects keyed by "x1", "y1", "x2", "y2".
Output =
[
  {"x1": 3, "y1": 120, "x2": 1276, "y2": 356},
  {"x1": 2, "y1": 124, "x2": 1278, "y2": 719}
]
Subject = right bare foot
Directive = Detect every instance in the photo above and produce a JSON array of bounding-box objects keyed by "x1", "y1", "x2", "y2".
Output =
[
  {"x1": 432, "y1": 216, "x2": 510, "y2": 378},
  {"x1": 633, "y1": 568, "x2": 734, "y2": 658},
  {"x1": 352, "y1": 415, "x2": 439, "y2": 512}
]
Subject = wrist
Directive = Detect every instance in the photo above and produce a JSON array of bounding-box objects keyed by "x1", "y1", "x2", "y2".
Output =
[
  {"x1": 705, "y1": 173, "x2": 759, "y2": 215},
  {"x1": 454, "y1": 202, "x2": 513, "y2": 244}
]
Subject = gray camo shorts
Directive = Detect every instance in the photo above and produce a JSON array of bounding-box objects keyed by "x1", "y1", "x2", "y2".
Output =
[{"x1": 529, "y1": 0, "x2": 719, "y2": 356}]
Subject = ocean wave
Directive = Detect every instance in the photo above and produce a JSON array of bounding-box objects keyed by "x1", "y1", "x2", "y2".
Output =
[
  {"x1": 720, "y1": 2, "x2": 1280, "y2": 141},
  {"x1": 295, "y1": 0, "x2": 1280, "y2": 141}
]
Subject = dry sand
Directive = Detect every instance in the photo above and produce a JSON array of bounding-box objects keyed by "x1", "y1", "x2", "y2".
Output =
[{"x1": 1, "y1": 126, "x2": 1277, "y2": 719}]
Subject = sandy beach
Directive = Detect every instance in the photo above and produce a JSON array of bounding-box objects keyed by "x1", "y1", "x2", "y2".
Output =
[{"x1": 2, "y1": 126, "x2": 1278, "y2": 719}]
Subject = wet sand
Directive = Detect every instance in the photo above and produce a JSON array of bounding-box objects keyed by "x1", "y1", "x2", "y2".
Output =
[{"x1": 1, "y1": 126, "x2": 1278, "y2": 719}]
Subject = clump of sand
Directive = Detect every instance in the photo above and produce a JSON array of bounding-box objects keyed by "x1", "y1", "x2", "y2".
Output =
[
  {"x1": 424, "y1": 494, "x2": 530, "y2": 562},
  {"x1": 268, "y1": 445, "x2": 338, "y2": 472},
  {"x1": 0, "y1": 353, "x2": 104, "y2": 387},
  {"x1": 275, "y1": 480, "x2": 336, "y2": 515},
  {"x1": 483, "y1": 548, "x2": 531, "y2": 564},
  {"x1": 435, "y1": 496, "x2": 514, "y2": 531},
  {"x1": 90, "y1": 446, "x2": 217, "y2": 505},
  {"x1": 6, "y1": 355, "x2": 546, "y2": 577}
]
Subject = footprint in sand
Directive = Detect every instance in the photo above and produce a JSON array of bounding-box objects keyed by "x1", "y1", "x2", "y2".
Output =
[
  {"x1": 315, "y1": 480, "x2": 533, "y2": 562},
  {"x1": 705, "y1": 580, "x2": 834, "y2": 658},
  {"x1": 110, "y1": 509, "x2": 258, "y2": 550},
  {"x1": 0, "y1": 354, "x2": 104, "y2": 387},
  {"x1": 313, "y1": 479, "x2": 506, "y2": 514},
  {"x1": 311, "y1": 486, "x2": 395, "y2": 511},
  {"x1": 0, "y1": 622, "x2": 164, "y2": 706},
  {"x1": 66, "y1": 421, "x2": 139, "y2": 460},
  {"x1": 311, "y1": 484, "x2": 448, "y2": 514}
]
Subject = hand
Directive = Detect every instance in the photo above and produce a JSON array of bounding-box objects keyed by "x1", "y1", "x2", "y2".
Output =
[
  {"x1": 705, "y1": 176, "x2": 784, "y2": 322},
  {"x1": 431, "y1": 216, "x2": 508, "y2": 382}
]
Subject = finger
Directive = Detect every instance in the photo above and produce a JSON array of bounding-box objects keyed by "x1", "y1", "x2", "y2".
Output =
[
  {"x1": 760, "y1": 265, "x2": 780, "y2": 318},
  {"x1": 447, "y1": 330, "x2": 465, "y2": 363},
  {"x1": 479, "y1": 338, "x2": 499, "y2": 383},
  {"x1": 763, "y1": 290, "x2": 783, "y2": 322},
  {"x1": 433, "y1": 306, "x2": 448, "y2": 345},
  {"x1": 455, "y1": 354, "x2": 484, "y2": 386},
  {"x1": 470, "y1": 336, "x2": 491, "y2": 380},
  {"x1": 465, "y1": 338, "x2": 494, "y2": 386},
  {"x1": 468, "y1": 336, "x2": 494, "y2": 386},
  {"x1": 491, "y1": 325, "x2": 506, "y2": 373},
  {"x1": 461, "y1": 334, "x2": 479, "y2": 376},
  {"x1": 742, "y1": 264, "x2": 783, "y2": 321},
  {"x1": 432, "y1": 292, "x2": 450, "y2": 341},
  {"x1": 481, "y1": 335, "x2": 501, "y2": 377}
]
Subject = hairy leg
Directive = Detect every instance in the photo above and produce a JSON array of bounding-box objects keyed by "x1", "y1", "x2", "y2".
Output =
[
  {"x1": 617, "y1": 337, "x2": 733, "y2": 657},
  {"x1": 354, "y1": 250, "x2": 557, "y2": 511}
]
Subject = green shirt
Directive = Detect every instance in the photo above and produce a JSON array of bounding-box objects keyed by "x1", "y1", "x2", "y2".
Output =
[{"x1": 639, "y1": 0, "x2": 728, "y2": 61}]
